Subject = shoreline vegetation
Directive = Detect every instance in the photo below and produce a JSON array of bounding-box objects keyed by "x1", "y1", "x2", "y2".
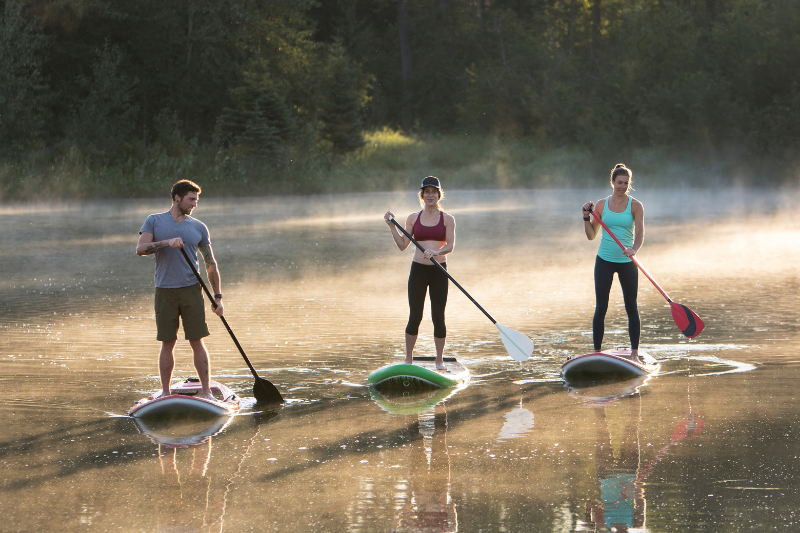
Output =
[
  {"x1": 5, "y1": 2, "x2": 800, "y2": 200},
  {"x1": 0, "y1": 129, "x2": 790, "y2": 201}
]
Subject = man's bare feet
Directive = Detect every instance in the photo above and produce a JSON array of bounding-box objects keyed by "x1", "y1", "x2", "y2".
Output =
[{"x1": 199, "y1": 391, "x2": 215, "y2": 401}]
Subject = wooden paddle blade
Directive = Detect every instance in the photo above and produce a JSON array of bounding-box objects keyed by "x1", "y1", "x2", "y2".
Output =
[
  {"x1": 496, "y1": 323, "x2": 534, "y2": 361},
  {"x1": 670, "y1": 302, "x2": 705, "y2": 338},
  {"x1": 253, "y1": 377, "x2": 284, "y2": 404}
]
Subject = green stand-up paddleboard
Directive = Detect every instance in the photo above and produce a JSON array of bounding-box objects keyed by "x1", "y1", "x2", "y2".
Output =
[{"x1": 368, "y1": 356, "x2": 470, "y2": 389}]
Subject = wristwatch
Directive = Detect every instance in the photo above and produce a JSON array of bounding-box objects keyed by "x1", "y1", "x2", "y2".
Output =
[{"x1": 214, "y1": 294, "x2": 223, "y2": 299}]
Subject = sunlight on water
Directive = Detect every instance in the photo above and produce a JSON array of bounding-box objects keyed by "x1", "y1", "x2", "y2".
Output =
[{"x1": 1, "y1": 189, "x2": 800, "y2": 531}]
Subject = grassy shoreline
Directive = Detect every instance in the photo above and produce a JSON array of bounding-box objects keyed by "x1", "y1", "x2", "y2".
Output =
[{"x1": 0, "y1": 130, "x2": 794, "y2": 201}]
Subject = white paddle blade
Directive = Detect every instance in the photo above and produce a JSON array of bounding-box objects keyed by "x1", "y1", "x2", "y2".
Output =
[{"x1": 496, "y1": 323, "x2": 534, "y2": 361}]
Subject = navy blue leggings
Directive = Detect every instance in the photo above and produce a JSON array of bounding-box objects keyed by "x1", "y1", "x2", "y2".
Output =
[
  {"x1": 406, "y1": 261, "x2": 448, "y2": 338},
  {"x1": 594, "y1": 256, "x2": 640, "y2": 350}
]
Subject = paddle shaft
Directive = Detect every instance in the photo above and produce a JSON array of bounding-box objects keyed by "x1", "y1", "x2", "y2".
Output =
[
  {"x1": 389, "y1": 216, "x2": 497, "y2": 324},
  {"x1": 589, "y1": 210, "x2": 673, "y2": 303},
  {"x1": 179, "y1": 247, "x2": 266, "y2": 381}
]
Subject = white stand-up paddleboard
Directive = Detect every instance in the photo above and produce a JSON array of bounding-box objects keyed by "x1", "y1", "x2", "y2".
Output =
[
  {"x1": 129, "y1": 378, "x2": 241, "y2": 418},
  {"x1": 561, "y1": 348, "x2": 660, "y2": 381}
]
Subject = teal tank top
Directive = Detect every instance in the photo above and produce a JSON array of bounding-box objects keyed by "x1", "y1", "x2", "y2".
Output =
[{"x1": 597, "y1": 195, "x2": 634, "y2": 263}]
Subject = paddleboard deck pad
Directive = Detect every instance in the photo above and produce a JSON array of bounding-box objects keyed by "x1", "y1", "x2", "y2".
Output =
[
  {"x1": 129, "y1": 378, "x2": 241, "y2": 418},
  {"x1": 368, "y1": 356, "x2": 470, "y2": 390},
  {"x1": 561, "y1": 348, "x2": 660, "y2": 380}
]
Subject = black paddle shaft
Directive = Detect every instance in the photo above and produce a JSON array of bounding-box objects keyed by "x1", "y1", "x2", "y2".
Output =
[
  {"x1": 389, "y1": 216, "x2": 497, "y2": 324},
  {"x1": 179, "y1": 247, "x2": 283, "y2": 403}
]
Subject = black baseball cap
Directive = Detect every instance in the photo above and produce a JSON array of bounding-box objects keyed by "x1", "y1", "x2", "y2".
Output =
[{"x1": 420, "y1": 176, "x2": 441, "y2": 189}]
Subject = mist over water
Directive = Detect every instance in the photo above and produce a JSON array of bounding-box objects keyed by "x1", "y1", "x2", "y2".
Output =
[{"x1": 2, "y1": 189, "x2": 799, "y2": 531}]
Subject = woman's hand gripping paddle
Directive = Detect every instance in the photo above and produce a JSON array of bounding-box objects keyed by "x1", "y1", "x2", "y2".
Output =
[
  {"x1": 589, "y1": 210, "x2": 705, "y2": 338},
  {"x1": 389, "y1": 216, "x2": 534, "y2": 361},
  {"x1": 180, "y1": 247, "x2": 284, "y2": 404}
]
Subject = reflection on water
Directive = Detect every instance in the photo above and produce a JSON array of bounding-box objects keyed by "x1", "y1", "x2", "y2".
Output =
[
  {"x1": 564, "y1": 375, "x2": 653, "y2": 407},
  {"x1": 2, "y1": 189, "x2": 800, "y2": 531},
  {"x1": 497, "y1": 400, "x2": 535, "y2": 441},
  {"x1": 585, "y1": 395, "x2": 647, "y2": 531},
  {"x1": 580, "y1": 383, "x2": 705, "y2": 532},
  {"x1": 394, "y1": 407, "x2": 457, "y2": 533},
  {"x1": 134, "y1": 414, "x2": 236, "y2": 447},
  {"x1": 156, "y1": 438, "x2": 222, "y2": 531}
]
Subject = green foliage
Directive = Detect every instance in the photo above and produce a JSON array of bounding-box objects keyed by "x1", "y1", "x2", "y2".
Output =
[
  {"x1": 319, "y1": 43, "x2": 368, "y2": 155},
  {"x1": 216, "y1": 83, "x2": 294, "y2": 158},
  {"x1": 71, "y1": 42, "x2": 138, "y2": 161},
  {"x1": 0, "y1": 0, "x2": 51, "y2": 153},
  {"x1": 4, "y1": 0, "x2": 800, "y2": 198}
]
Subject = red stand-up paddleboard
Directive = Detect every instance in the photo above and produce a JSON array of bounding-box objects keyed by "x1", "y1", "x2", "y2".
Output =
[
  {"x1": 561, "y1": 348, "x2": 660, "y2": 380},
  {"x1": 129, "y1": 378, "x2": 241, "y2": 418}
]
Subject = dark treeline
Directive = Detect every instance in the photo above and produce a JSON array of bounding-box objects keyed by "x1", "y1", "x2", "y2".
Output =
[{"x1": 1, "y1": 0, "x2": 799, "y2": 197}]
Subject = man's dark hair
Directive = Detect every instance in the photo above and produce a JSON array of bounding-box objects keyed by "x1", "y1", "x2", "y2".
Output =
[{"x1": 171, "y1": 180, "x2": 201, "y2": 202}]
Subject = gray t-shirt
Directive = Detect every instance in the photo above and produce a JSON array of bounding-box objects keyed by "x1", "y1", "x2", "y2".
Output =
[{"x1": 139, "y1": 211, "x2": 211, "y2": 288}]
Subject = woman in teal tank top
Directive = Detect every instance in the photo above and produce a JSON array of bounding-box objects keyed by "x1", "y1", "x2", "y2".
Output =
[{"x1": 581, "y1": 164, "x2": 645, "y2": 361}]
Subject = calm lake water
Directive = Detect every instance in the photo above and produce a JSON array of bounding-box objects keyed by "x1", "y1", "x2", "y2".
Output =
[{"x1": 2, "y1": 189, "x2": 799, "y2": 532}]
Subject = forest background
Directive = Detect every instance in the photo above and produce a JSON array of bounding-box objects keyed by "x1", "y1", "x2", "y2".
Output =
[{"x1": 1, "y1": 0, "x2": 798, "y2": 199}]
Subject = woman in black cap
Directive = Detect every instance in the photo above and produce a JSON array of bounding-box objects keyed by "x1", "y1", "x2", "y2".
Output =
[{"x1": 384, "y1": 176, "x2": 456, "y2": 370}]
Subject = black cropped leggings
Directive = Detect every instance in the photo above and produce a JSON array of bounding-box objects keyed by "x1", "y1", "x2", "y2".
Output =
[
  {"x1": 405, "y1": 261, "x2": 448, "y2": 338},
  {"x1": 593, "y1": 256, "x2": 640, "y2": 351}
]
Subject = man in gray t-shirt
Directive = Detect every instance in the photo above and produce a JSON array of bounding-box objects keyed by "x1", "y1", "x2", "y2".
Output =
[{"x1": 136, "y1": 180, "x2": 224, "y2": 401}]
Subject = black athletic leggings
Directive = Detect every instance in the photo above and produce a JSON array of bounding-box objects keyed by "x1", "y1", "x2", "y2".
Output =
[
  {"x1": 594, "y1": 256, "x2": 640, "y2": 351},
  {"x1": 405, "y1": 261, "x2": 448, "y2": 338}
]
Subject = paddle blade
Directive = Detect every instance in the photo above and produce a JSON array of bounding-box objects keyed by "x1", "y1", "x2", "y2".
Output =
[
  {"x1": 496, "y1": 323, "x2": 534, "y2": 361},
  {"x1": 253, "y1": 377, "x2": 284, "y2": 404},
  {"x1": 670, "y1": 302, "x2": 705, "y2": 338}
]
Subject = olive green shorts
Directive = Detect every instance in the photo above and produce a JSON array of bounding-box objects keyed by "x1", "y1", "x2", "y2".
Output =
[{"x1": 155, "y1": 284, "x2": 210, "y2": 341}]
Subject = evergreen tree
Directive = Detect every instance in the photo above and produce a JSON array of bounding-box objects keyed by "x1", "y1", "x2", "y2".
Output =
[
  {"x1": 319, "y1": 43, "x2": 366, "y2": 155},
  {"x1": 216, "y1": 83, "x2": 294, "y2": 158},
  {"x1": 72, "y1": 42, "x2": 138, "y2": 160},
  {"x1": 0, "y1": 0, "x2": 50, "y2": 153}
]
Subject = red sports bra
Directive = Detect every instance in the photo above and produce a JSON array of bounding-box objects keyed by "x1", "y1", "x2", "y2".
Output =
[{"x1": 413, "y1": 210, "x2": 446, "y2": 241}]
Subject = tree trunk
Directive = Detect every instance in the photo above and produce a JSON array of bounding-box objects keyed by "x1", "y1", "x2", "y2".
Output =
[
  {"x1": 706, "y1": 0, "x2": 717, "y2": 21},
  {"x1": 187, "y1": 4, "x2": 194, "y2": 73},
  {"x1": 397, "y1": 0, "x2": 412, "y2": 130},
  {"x1": 591, "y1": 0, "x2": 602, "y2": 50},
  {"x1": 436, "y1": 0, "x2": 448, "y2": 34}
]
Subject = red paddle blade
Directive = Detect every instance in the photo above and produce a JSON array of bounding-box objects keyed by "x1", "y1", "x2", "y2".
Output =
[{"x1": 670, "y1": 302, "x2": 705, "y2": 338}]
